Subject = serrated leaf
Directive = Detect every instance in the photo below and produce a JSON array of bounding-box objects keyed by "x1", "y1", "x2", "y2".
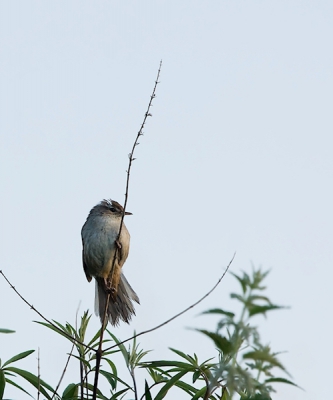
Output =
[
  {"x1": 247, "y1": 295, "x2": 271, "y2": 303},
  {"x1": 230, "y1": 293, "x2": 246, "y2": 303},
  {"x1": 196, "y1": 330, "x2": 233, "y2": 354},
  {"x1": 243, "y1": 351, "x2": 286, "y2": 372},
  {"x1": 265, "y1": 377, "x2": 299, "y2": 387},
  {"x1": 240, "y1": 394, "x2": 271, "y2": 400},
  {"x1": 230, "y1": 272, "x2": 249, "y2": 293},
  {"x1": 201, "y1": 308, "x2": 235, "y2": 318},
  {"x1": 248, "y1": 305, "x2": 285, "y2": 317},
  {"x1": 3, "y1": 350, "x2": 35, "y2": 367}
]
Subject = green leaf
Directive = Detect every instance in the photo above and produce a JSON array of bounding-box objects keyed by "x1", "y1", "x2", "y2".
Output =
[
  {"x1": 222, "y1": 387, "x2": 229, "y2": 399},
  {"x1": 230, "y1": 271, "x2": 250, "y2": 293},
  {"x1": 62, "y1": 383, "x2": 79, "y2": 399},
  {"x1": 3, "y1": 377, "x2": 34, "y2": 398},
  {"x1": 141, "y1": 360, "x2": 194, "y2": 371},
  {"x1": 100, "y1": 368, "x2": 132, "y2": 390},
  {"x1": 110, "y1": 387, "x2": 130, "y2": 399},
  {"x1": 154, "y1": 370, "x2": 189, "y2": 400},
  {"x1": 265, "y1": 377, "x2": 299, "y2": 388},
  {"x1": 192, "y1": 369, "x2": 201, "y2": 383},
  {"x1": 191, "y1": 386, "x2": 208, "y2": 400},
  {"x1": 35, "y1": 321, "x2": 74, "y2": 343},
  {"x1": 248, "y1": 305, "x2": 285, "y2": 317},
  {"x1": 247, "y1": 295, "x2": 271, "y2": 303},
  {"x1": 5, "y1": 366, "x2": 54, "y2": 400},
  {"x1": 3, "y1": 350, "x2": 35, "y2": 367},
  {"x1": 230, "y1": 293, "x2": 246, "y2": 304},
  {"x1": 240, "y1": 394, "x2": 271, "y2": 400},
  {"x1": 169, "y1": 348, "x2": 197, "y2": 364},
  {"x1": 144, "y1": 380, "x2": 153, "y2": 400},
  {"x1": 107, "y1": 331, "x2": 129, "y2": 366},
  {"x1": 0, "y1": 370, "x2": 5, "y2": 399},
  {"x1": 200, "y1": 308, "x2": 235, "y2": 318},
  {"x1": 87, "y1": 328, "x2": 103, "y2": 348},
  {"x1": 196, "y1": 330, "x2": 233, "y2": 354},
  {"x1": 0, "y1": 328, "x2": 15, "y2": 334},
  {"x1": 243, "y1": 351, "x2": 286, "y2": 372},
  {"x1": 174, "y1": 380, "x2": 198, "y2": 396},
  {"x1": 99, "y1": 370, "x2": 117, "y2": 390}
]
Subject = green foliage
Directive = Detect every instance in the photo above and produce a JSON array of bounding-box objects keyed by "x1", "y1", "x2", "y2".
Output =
[{"x1": 0, "y1": 268, "x2": 298, "y2": 399}]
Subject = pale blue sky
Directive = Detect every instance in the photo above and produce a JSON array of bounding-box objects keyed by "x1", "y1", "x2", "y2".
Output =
[{"x1": 1, "y1": 1, "x2": 332, "y2": 399}]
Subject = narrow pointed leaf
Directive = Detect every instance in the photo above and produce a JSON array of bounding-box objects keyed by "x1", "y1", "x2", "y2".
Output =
[
  {"x1": 144, "y1": 380, "x2": 153, "y2": 400},
  {"x1": 107, "y1": 331, "x2": 129, "y2": 366},
  {"x1": 140, "y1": 360, "x2": 193, "y2": 370},
  {"x1": 191, "y1": 386, "x2": 208, "y2": 400},
  {"x1": 169, "y1": 348, "x2": 196, "y2": 364},
  {"x1": 192, "y1": 369, "x2": 201, "y2": 383},
  {"x1": 6, "y1": 367, "x2": 54, "y2": 399},
  {"x1": 5, "y1": 377, "x2": 34, "y2": 397},
  {"x1": 110, "y1": 387, "x2": 130, "y2": 399},
  {"x1": 154, "y1": 370, "x2": 189, "y2": 400},
  {"x1": 248, "y1": 305, "x2": 285, "y2": 317},
  {"x1": 3, "y1": 350, "x2": 35, "y2": 367},
  {"x1": 200, "y1": 308, "x2": 235, "y2": 318},
  {"x1": 0, "y1": 329, "x2": 15, "y2": 334},
  {"x1": 174, "y1": 380, "x2": 197, "y2": 396},
  {"x1": 265, "y1": 377, "x2": 299, "y2": 387},
  {"x1": 230, "y1": 271, "x2": 250, "y2": 293},
  {"x1": 0, "y1": 370, "x2": 5, "y2": 399}
]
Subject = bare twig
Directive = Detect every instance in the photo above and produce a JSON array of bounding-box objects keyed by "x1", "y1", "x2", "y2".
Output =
[
  {"x1": 130, "y1": 367, "x2": 138, "y2": 400},
  {"x1": 105, "y1": 254, "x2": 235, "y2": 352},
  {"x1": 92, "y1": 61, "x2": 162, "y2": 400},
  {"x1": 109, "y1": 59, "x2": 162, "y2": 295},
  {"x1": 37, "y1": 348, "x2": 40, "y2": 400},
  {"x1": 52, "y1": 305, "x2": 81, "y2": 400},
  {"x1": 51, "y1": 343, "x2": 75, "y2": 400},
  {"x1": 0, "y1": 270, "x2": 95, "y2": 352}
]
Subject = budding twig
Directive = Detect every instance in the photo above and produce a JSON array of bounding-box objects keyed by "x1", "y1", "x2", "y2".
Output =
[{"x1": 92, "y1": 61, "x2": 162, "y2": 400}]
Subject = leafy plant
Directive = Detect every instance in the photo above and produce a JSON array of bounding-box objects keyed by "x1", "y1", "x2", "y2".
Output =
[
  {"x1": 140, "y1": 269, "x2": 297, "y2": 399},
  {"x1": 0, "y1": 268, "x2": 297, "y2": 399}
]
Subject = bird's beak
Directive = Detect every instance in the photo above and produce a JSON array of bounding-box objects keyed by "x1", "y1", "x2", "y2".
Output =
[{"x1": 125, "y1": 211, "x2": 132, "y2": 215}]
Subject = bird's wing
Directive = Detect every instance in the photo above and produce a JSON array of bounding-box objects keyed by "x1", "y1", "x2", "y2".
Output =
[{"x1": 82, "y1": 247, "x2": 92, "y2": 282}]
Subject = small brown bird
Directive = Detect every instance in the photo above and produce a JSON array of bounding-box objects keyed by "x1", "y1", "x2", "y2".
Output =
[{"x1": 81, "y1": 199, "x2": 139, "y2": 326}]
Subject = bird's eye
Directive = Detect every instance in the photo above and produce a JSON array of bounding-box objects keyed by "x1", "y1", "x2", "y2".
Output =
[{"x1": 109, "y1": 207, "x2": 117, "y2": 212}]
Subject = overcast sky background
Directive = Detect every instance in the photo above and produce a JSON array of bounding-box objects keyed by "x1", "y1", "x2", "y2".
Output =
[{"x1": 1, "y1": 1, "x2": 332, "y2": 399}]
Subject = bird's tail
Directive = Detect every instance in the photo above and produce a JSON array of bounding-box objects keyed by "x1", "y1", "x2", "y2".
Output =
[{"x1": 95, "y1": 273, "x2": 140, "y2": 326}]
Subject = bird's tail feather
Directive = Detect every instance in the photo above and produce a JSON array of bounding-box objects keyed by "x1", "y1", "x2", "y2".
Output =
[{"x1": 95, "y1": 273, "x2": 140, "y2": 326}]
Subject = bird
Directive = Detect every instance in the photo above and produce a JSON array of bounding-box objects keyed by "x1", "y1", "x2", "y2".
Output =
[{"x1": 81, "y1": 199, "x2": 139, "y2": 326}]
